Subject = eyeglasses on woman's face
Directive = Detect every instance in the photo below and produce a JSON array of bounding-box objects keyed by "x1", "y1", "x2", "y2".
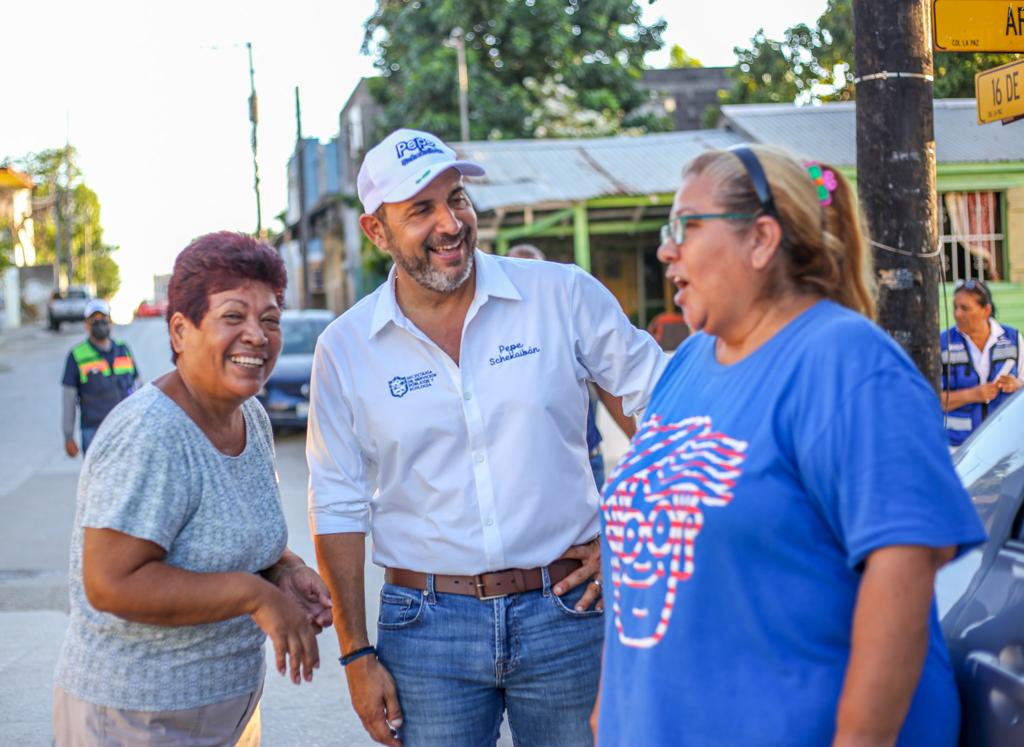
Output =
[{"x1": 659, "y1": 213, "x2": 757, "y2": 247}]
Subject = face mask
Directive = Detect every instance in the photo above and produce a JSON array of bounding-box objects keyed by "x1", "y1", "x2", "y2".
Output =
[{"x1": 90, "y1": 320, "x2": 111, "y2": 340}]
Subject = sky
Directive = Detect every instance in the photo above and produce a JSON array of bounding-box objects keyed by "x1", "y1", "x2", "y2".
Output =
[{"x1": 0, "y1": 0, "x2": 828, "y2": 320}]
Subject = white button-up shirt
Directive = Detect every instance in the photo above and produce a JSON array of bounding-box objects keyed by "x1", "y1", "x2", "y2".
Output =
[{"x1": 307, "y1": 250, "x2": 668, "y2": 574}]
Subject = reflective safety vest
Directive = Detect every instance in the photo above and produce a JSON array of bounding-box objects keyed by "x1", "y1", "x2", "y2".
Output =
[
  {"x1": 70, "y1": 339, "x2": 138, "y2": 428},
  {"x1": 941, "y1": 324, "x2": 1020, "y2": 446}
]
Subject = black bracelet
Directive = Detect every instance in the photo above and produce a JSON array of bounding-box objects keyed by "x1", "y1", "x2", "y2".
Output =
[{"x1": 339, "y1": 645, "x2": 376, "y2": 667}]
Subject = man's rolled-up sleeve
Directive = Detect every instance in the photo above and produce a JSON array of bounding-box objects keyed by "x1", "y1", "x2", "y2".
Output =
[
  {"x1": 306, "y1": 337, "x2": 376, "y2": 536},
  {"x1": 570, "y1": 268, "x2": 669, "y2": 416}
]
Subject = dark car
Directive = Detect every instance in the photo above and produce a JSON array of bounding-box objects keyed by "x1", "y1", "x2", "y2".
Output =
[
  {"x1": 937, "y1": 388, "x2": 1024, "y2": 746},
  {"x1": 257, "y1": 309, "x2": 334, "y2": 429}
]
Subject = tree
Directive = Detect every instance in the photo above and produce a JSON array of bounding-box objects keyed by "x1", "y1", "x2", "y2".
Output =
[
  {"x1": 669, "y1": 44, "x2": 703, "y2": 69},
  {"x1": 362, "y1": 0, "x2": 668, "y2": 141},
  {"x1": 719, "y1": 0, "x2": 1015, "y2": 106},
  {"x1": 15, "y1": 146, "x2": 121, "y2": 297}
]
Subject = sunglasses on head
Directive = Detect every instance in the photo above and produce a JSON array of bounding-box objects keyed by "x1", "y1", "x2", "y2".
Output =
[{"x1": 956, "y1": 279, "x2": 992, "y2": 305}]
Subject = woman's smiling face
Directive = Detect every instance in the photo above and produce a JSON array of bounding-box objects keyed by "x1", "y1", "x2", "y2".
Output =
[{"x1": 174, "y1": 280, "x2": 282, "y2": 403}]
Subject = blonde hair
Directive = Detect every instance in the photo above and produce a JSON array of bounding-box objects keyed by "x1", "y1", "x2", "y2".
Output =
[{"x1": 683, "y1": 145, "x2": 876, "y2": 319}]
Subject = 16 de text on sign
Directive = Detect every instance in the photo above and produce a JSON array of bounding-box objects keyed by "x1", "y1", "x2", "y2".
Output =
[{"x1": 976, "y1": 57, "x2": 1024, "y2": 123}]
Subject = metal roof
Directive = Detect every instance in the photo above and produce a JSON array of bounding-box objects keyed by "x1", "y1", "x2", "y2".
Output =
[
  {"x1": 720, "y1": 99, "x2": 1024, "y2": 167},
  {"x1": 456, "y1": 130, "x2": 745, "y2": 212}
]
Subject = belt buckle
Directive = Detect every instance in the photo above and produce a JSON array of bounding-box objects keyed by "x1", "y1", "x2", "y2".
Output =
[{"x1": 474, "y1": 573, "x2": 508, "y2": 601}]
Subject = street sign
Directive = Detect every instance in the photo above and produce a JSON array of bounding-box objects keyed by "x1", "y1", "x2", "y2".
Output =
[
  {"x1": 934, "y1": 1, "x2": 1024, "y2": 52},
  {"x1": 976, "y1": 58, "x2": 1024, "y2": 123}
]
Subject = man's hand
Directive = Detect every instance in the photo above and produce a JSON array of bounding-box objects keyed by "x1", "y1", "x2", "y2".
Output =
[
  {"x1": 275, "y1": 566, "x2": 333, "y2": 632},
  {"x1": 553, "y1": 538, "x2": 603, "y2": 611},
  {"x1": 345, "y1": 654, "x2": 403, "y2": 746},
  {"x1": 64, "y1": 439, "x2": 79, "y2": 458}
]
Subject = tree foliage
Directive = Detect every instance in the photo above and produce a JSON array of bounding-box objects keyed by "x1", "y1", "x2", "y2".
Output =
[
  {"x1": 362, "y1": 0, "x2": 668, "y2": 141},
  {"x1": 15, "y1": 146, "x2": 120, "y2": 298},
  {"x1": 669, "y1": 44, "x2": 702, "y2": 69},
  {"x1": 720, "y1": 0, "x2": 1016, "y2": 107}
]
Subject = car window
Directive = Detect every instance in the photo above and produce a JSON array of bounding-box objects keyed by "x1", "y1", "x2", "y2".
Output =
[
  {"x1": 280, "y1": 319, "x2": 330, "y2": 356},
  {"x1": 954, "y1": 390, "x2": 1024, "y2": 534},
  {"x1": 66, "y1": 289, "x2": 88, "y2": 299}
]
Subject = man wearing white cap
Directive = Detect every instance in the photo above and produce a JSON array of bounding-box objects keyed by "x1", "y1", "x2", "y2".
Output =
[
  {"x1": 308, "y1": 128, "x2": 667, "y2": 746},
  {"x1": 61, "y1": 299, "x2": 140, "y2": 456}
]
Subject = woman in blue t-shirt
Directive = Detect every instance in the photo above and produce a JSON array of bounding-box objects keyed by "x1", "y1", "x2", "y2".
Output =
[{"x1": 594, "y1": 145, "x2": 985, "y2": 747}]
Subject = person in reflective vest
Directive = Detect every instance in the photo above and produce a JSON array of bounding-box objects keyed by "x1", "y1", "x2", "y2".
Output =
[
  {"x1": 61, "y1": 299, "x2": 140, "y2": 456},
  {"x1": 940, "y1": 279, "x2": 1022, "y2": 447}
]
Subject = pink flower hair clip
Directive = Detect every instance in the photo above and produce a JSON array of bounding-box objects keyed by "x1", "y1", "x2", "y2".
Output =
[{"x1": 804, "y1": 162, "x2": 838, "y2": 206}]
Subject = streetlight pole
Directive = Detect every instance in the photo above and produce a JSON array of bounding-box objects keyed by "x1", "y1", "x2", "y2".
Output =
[
  {"x1": 448, "y1": 27, "x2": 470, "y2": 141},
  {"x1": 246, "y1": 42, "x2": 263, "y2": 237},
  {"x1": 294, "y1": 86, "x2": 310, "y2": 310}
]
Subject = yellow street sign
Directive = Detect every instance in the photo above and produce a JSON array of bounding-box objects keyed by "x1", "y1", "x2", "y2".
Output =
[
  {"x1": 976, "y1": 58, "x2": 1024, "y2": 123},
  {"x1": 934, "y1": 1, "x2": 1024, "y2": 52}
]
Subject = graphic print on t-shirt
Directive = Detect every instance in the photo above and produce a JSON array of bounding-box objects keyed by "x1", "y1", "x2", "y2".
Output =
[{"x1": 602, "y1": 415, "x2": 748, "y2": 649}]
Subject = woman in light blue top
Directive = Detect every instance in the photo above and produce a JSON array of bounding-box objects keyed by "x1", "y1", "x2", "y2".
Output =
[{"x1": 54, "y1": 232, "x2": 333, "y2": 746}]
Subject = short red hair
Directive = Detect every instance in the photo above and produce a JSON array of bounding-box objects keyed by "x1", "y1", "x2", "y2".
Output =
[{"x1": 167, "y1": 231, "x2": 287, "y2": 360}]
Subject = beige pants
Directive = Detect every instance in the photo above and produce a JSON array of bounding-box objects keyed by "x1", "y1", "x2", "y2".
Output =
[{"x1": 52, "y1": 683, "x2": 262, "y2": 747}]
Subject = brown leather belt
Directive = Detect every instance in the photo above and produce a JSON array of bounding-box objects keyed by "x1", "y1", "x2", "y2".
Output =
[{"x1": 385, "y1": 559, "x2": 582, "y2": 601}]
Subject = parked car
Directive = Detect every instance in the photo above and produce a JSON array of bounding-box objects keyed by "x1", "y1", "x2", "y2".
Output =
[
  {"x1": 937, "y1": 388, "x2": 1024, "y2": 746},
  {"x1": 47, "y1": 286, "x2": 92, "y2": 330},
  {"x1": 257, "y1": 309, "x2": 334, "y2": 429},
  {"x1": 134, "y1": 299, "x2": 168, "y2": 319}
]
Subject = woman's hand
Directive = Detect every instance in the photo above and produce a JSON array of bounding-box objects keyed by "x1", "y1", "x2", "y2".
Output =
[
  {"x1": 975, "y1": 381, "x2": 1001, "y2": 404},
  {"x1": 275, "y1": 565, "x2": 333, "y2": 632},
  {"x1": 996, "y1": 375, "x2": 1022, "y2": 395},
  {"x1": 251, "y1": 584, "x2": 321, "y2": 684}
]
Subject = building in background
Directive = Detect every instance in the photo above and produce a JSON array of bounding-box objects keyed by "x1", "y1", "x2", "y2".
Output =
[
  {"x1": 0, "y1": 166, "x2": 37, "y2": 328},
  {"x1": 637, "y1": 67, "x2": 730, "y2": 131}
]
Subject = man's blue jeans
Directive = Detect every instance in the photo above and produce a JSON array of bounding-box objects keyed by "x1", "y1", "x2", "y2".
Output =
[
  {"x1": 375, "y1": 567, "x2": 603, "y2": 746},
  {"x1": 80, "y1": 426, "x2": 99, "y2": 455}
]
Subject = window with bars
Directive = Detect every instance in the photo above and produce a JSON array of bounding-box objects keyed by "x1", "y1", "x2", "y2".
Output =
[{"x1": 939, "y1": 191, "x2": 1005, "y2": 282}]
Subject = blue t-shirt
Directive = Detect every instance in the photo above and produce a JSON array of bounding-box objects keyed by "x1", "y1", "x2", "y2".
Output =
[{"x1": 598, "y1": 300, "x2": 985, "y2": 747}]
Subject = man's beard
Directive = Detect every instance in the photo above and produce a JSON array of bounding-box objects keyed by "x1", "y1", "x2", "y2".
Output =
[{"x1": 387, "y1": 225, "x2": 476, "y2": 294}]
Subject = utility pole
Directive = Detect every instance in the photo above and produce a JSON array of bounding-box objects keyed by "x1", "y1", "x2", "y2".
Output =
[
  {"x1": 246, "y1": 43, "x2": 263, "y2": 237},
  {"x1": 62, "y1": 143, "x2": 74, "y2": 288},
  {"x1": 853, "y1": 1, "x2": 941, "y2": 390},
  {"x1": 294, "y1": 86, "x2": 311, "y2": 310},
  {"x1": 448, "y1": 28, "x2": 470, "y2": 142}
]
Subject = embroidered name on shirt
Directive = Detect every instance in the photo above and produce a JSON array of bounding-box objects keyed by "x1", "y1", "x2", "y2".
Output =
[
  {"x1": 489, "y1": 342, "x2": 540, "y2": 366},
  {"x1": 388, "y1": 370, "x2": 437, "y2": 398}
]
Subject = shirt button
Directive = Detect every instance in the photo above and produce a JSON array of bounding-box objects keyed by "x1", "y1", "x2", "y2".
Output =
[
  {"x1": 463, "y1": 391, "x2": 472, "y2": 401},
  {"x1": 485, "y1": 517, "x2": 494, "y2": 527},
  {"x1": 474, "y1": 452, "x2": 485, "y2": 464}
]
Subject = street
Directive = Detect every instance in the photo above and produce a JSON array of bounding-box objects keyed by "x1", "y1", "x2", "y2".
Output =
[{"x1": 0, "y1": 318, "x2": 627, "y2": 745}]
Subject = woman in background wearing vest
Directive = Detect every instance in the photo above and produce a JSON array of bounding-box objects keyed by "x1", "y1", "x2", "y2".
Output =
[{"x1": 940, "y1": 279, "x2": 1023, "y2": 448}]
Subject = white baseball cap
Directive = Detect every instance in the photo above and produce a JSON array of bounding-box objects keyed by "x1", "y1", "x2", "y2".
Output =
[
  {"x1": 357, "y1": 128, "x2": 485, "y2": 214},
  {"x1": 84, "y1": 299, "x2": 110, "y2": 319}
]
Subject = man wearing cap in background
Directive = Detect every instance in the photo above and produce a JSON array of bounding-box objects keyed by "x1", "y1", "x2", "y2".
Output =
[
  {"x1": 61, "y1": 299, "x2": 139, "y2": 457},
  {"x1": 308, "y1": 128, "x2": 666, "y2": 746}
]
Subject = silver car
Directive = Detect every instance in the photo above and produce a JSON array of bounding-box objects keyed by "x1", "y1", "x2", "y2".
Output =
[{"x1": 937, "y1": 388, "x2": 1024, "y2": 745}]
